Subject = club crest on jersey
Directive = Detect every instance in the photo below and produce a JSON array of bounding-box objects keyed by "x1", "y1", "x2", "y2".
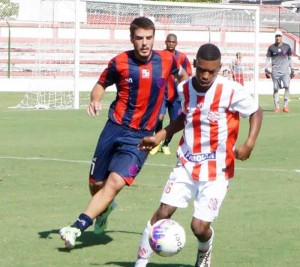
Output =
[
  {"x1": 184, "y1": 151, "x2": 216, "y2": 163},
  {"x1": 207, "y1": 110, "x2": 220, "y2": 122},
  {"x1": 142, "y1": 69, "x2": 150, "y2": 78}
]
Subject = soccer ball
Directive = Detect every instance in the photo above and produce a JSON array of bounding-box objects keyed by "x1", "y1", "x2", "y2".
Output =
[{"x1": 149, "y1": 219, "x2": 186, "y2": 257}]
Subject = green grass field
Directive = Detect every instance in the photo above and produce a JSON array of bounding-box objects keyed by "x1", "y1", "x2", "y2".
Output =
[{"x1": 1, "y1": 92, "x2": 300, "y2": 267}]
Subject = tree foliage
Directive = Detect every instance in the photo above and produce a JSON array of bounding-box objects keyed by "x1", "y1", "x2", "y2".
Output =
[{"x1": 0, "y1": 0, "x2": 19, "y2": 20}]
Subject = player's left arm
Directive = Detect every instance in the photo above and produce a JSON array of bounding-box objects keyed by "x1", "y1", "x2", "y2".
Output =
[
  {"x1": 288, "y1": 56, "x2": 295, "y2": 79},
  {"x1": 138, "y1": 113, "x2": 186, "y2": 151},
  {"x1": 174, "y1": 67, "x2": 189, "y2": 84},
  {"x1": 235, "y1": 106, "x2": 263, "y2": 161}
]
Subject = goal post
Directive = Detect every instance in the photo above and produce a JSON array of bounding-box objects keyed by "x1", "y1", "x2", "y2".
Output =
[{"x1": 1, "y1": 0, "x2": 260, "y2": 108}]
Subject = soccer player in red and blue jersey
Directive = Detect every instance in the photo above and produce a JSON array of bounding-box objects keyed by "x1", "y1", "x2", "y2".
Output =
[
  {"x1": 59, "y1": 16, "x2": 189, "y2": 249},
  {"x1": 150, "y1": 33, "x2": 192, "y2": 155}
]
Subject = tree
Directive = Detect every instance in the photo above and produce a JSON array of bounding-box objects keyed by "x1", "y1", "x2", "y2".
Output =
[{"x1": 0, "y1": 0, "x2": 19, "y2": 20}]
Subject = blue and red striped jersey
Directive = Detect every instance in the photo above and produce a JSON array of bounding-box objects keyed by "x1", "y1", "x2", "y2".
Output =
[
  {"x1": 98, "y1": 50, "x2": 180, "y2": 132},
  {"x1": 165, "y1": 50, "x2": 192, "y2": 102}
]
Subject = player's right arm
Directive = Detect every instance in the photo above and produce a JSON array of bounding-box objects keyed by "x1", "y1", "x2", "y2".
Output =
[
  {"x1": 264, "y1": 57, "x2": 271, "y2": 78},
  {"x1": 138, "y1": 113, "x2": 186, "y2": 151},
  {"x1": 87, "y1": 82, "x2": 105, "y2": 116}
]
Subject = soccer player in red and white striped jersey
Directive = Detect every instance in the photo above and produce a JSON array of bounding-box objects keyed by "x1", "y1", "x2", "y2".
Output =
[{"x1": 135, "y1": 43, "x2": 263, "y2": 267}]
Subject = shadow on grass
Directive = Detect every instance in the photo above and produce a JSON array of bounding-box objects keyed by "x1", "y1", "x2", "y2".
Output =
[
  {"x1": 38, "y1": 229, "x2": 141, "y2": 252},
  {"x1": 100, "y1": 262, "x2": 192, "y2": 267}
]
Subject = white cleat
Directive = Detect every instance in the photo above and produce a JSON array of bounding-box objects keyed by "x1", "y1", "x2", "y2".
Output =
[
  {"x1": 59, "y1": 226, "x2": 81, "y2": 248},
  {"x1": 195, "y1": 246, "x2": 212, "y2": 267}
]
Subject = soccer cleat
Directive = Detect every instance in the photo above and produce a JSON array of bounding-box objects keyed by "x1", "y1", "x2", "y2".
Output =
[
  {"x1": 59, "y1": 226, "x2": 81, "y2": 248},
  {"x1": 94, "y1": 200, "x2": 117, "y2": 234},
  {"x1": 274, "y1": 107, "x2": 280, "y2": 113},
  {"x1": 149, "y1": 141, "x2": 162, "y2": 155},
  {"x1": 195, "y1": 247, "x2": 212, "y2": 267},
  {"x1": 161, "y1": 146, "x2": 171, "y2": 155},
  {"x1": 283, "y1": 106, "x2": 289, "y2": 113}
]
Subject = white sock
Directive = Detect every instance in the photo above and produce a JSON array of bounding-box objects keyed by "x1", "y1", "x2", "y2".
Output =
[
  {"x1": 197, "y1": 227, "x2": 214, "y2": 252},
  {"x1": 135, "y1": 221, "x2": 154, "y2": 266}
]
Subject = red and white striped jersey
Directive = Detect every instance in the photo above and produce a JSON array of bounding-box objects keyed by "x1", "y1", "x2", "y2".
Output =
[{"x1": 176, "y1": 75, "x2": 258, "y2": 181}]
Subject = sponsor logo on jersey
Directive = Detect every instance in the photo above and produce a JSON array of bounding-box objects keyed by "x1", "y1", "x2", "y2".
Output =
[
  {"x1": 184, "y1": 151, "x2": 216, "y2": 163},
  {"x1": 125, "y1": 77, "x2": 133, "y2": 83}
]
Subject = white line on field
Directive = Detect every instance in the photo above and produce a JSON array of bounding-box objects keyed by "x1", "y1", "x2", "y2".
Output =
[{"x1": 0, "y1": 155, "x2": 300, "y2": 174}]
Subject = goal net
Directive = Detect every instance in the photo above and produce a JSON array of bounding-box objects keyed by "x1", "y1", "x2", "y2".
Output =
[{"x1": 2, "y1": 0, "x2": 259, "y2": 108}]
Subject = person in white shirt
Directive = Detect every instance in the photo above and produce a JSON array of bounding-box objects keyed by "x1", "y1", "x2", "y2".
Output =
[{"x1": 134, "y1": 43, "x2": 263, "y2": 267}]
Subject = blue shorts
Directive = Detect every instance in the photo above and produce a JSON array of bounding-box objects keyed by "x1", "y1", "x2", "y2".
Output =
[
  {"x1": 89, "y1": 120, "x2": 152, "y2": 185},
  {"x1": 159, "y1": 98, "x2": 182, "y2": 121}
]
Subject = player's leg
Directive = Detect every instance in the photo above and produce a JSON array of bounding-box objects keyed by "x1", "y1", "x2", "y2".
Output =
[
  {"x1": 161, "y1": 99, "x2": 181, "y2": 155},
  {"x1": 272, "y1": 76, "x2": 281, "y2": 112},
  {"x1": 59, "y1": 174, "x2": 125, "y2": 248},
  {"x1": 150, "y1": 104, "x2": 166, "y2": 155},
  {"x1": 60, "y1": 120, "x2": 119, "y2": 247},
  {"x1": 135, "y1": 165, "x2": 194, "y2": 266},
  {"x1": 193, "y1": 180, "x2": 229, "y2": 267},
  {"x1": 282, "y1": 74, "x2": 291, "y2": 112},
  {"x1": 135, "y1": 204, "x2": 177, "y2": 267},
  {"x1": 94, "y1": 132, "x2": 150, "y2": 234}
]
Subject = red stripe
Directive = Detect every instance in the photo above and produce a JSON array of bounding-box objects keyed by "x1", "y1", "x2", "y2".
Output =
[
  {"x1": 224, "y1": 90, "x2": 239, "y2": 179},
  {"x1": 191, "y1": 95, "x2": 204, "y2": 179},
  {"x1": 208, "y1": 83, "x2": 223, "y2": 181},
  {"x1": 113, "y1": 53, "x2": 129, "y2": 124},
  {"x1": 130, "y1": 63, "x2": 153, "y2": 129}
]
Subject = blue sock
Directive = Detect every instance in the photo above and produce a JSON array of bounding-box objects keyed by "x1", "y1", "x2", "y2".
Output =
[{"x1": 72, "y1": 213, "x2": 93, "y2": 232}]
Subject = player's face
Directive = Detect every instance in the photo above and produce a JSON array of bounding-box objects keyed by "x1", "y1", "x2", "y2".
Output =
[
  {"x1": 131, "y1": 28, "x2": 154, "y2": 62},
  {"x1": 193, "y1": 58, "x2": 221, "y2": 92},
  {"x1": 165, "y1": 37, "x2": 177, "y2": 53},
  {"x1": 275, "y1": 35, "x2": 282, "y2": 45}
]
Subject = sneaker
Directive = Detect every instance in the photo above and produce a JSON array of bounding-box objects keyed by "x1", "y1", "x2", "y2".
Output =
[
  {"x1": 161, "y1": 146, "x2": 171, "y2": 155},
  {"x1": 59, "y1": 226, "x2": 81, "y2": 248},
  {"x1": 94, "y1": 200, "x2": 117, "y2": 234},
  {"x1": 134, "y1": 258, "x2": 149, "y2": 267},
  {"x1": 149, "y1": 141, "x2": 162, "y2": 155},
  {"x1": 283, "y1": 106, "x2": 289, "y2": 113},
  {"x1": 274, "y1": 107, "x2": 280, "y2": 113},
  {"x1": 195, "y1": 247, "x2": 212, "y2": 267}
]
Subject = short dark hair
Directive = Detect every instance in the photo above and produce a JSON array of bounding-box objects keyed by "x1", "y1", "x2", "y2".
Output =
[
  {"x1": 130, "y1": 17, "x2": 155, "y2": 38},
  {"x1": 196, "y1": 43, "x2": 221, "y2": 61},
  {"x1": 166, "y1": 33, "x2": 177, "y2": 42}
]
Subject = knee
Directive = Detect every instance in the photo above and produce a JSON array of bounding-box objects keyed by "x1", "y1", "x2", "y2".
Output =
[
  {"x1": 191, "y1": 219, "x2": 211, "y2": 241},
  {"x1": 151, "y1": 204, "x2": 176, "y2": 223},
  {"x1": 89, "y1": 180, "x2": 104, "y2": 196}
]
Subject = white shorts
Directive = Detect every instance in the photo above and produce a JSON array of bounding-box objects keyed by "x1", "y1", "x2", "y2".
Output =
[{"x1": 160, "y1": 165, "x2": 230, "y2": 222}]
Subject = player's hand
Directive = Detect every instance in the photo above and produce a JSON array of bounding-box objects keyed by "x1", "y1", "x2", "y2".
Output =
[
  {"x1": 234, "y1": 144, "x2": 253, "y2": 161},
  {"x1": 87, "y1": 101, "x2": 102, "y2": 116},
  {"x1": 265, "y1": 69, "x2": 271, "y2": 79},
  {"x1": 290, "y1": 70, "x2": 295, "y2": 79},
  {"x1": 265, "y1": 72, "x2": 271, "y2": 79},
  {"x1": 138, "y1": 136, "x2": 160, "y2": 151}
]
